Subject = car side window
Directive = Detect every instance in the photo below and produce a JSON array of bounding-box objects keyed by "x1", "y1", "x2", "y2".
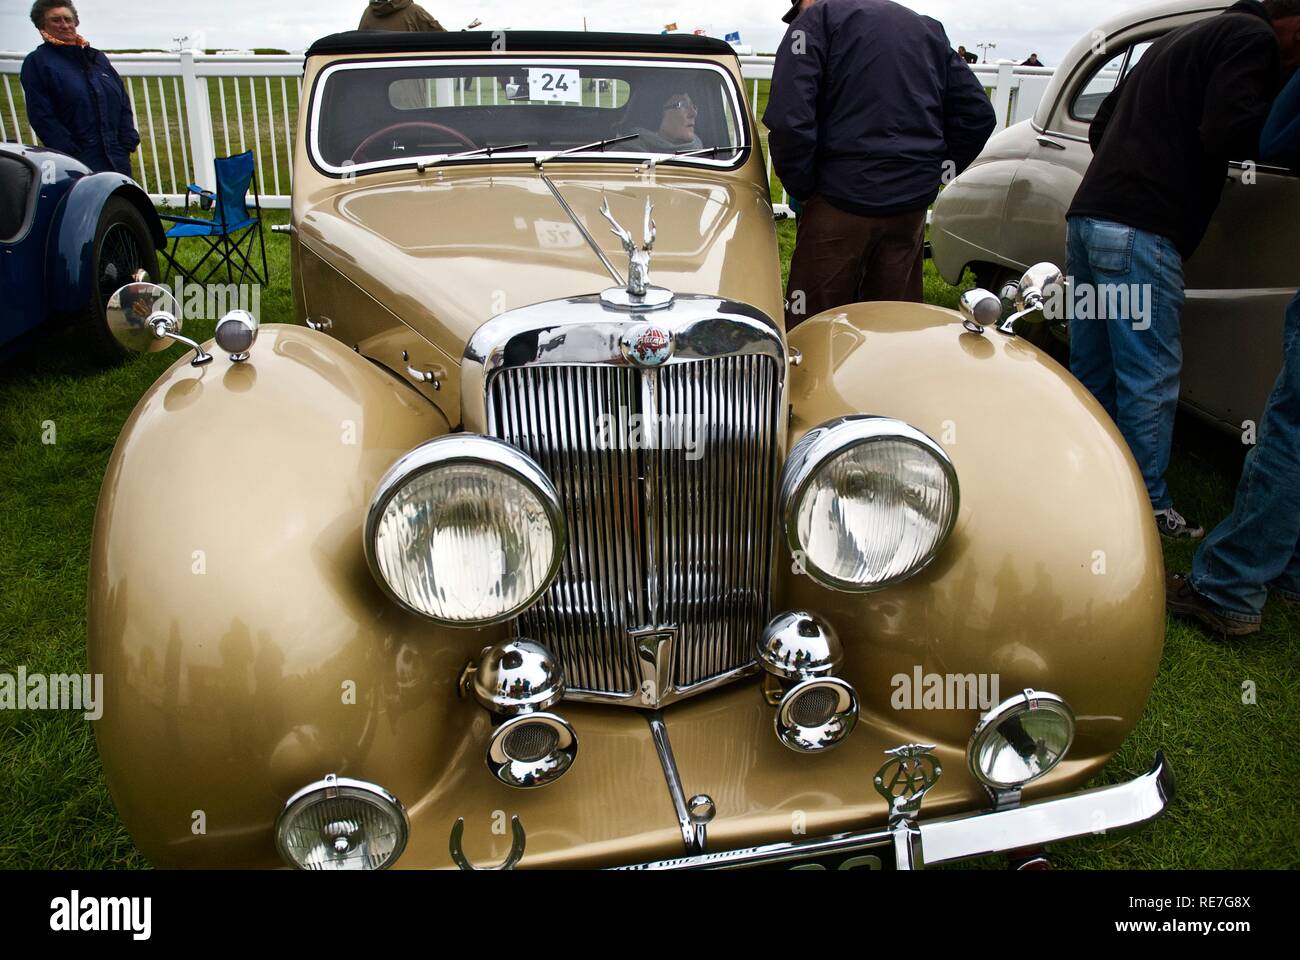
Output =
[{"x1": 1069, "y1": 40, "x2": 1155, "y2": 123}]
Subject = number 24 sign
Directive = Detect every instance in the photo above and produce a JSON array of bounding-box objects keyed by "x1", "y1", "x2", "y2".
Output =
[{"x1": 527, "y1": 68, "x2": 581, "y2": 103}]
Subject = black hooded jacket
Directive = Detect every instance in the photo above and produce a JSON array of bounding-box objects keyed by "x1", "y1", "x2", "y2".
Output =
[
  {"x1": 1067, "y1": 0, "x2": 1282, "y2": 260},
  {"x1": 762, "y1": 0, "x2": 997, "y2": 217}
]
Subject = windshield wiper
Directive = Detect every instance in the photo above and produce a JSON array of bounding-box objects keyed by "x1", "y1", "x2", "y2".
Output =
[
  {"x1": 533, "y1": 133, "x2": 640, "y2": 167},
  {"x1": 417, "y1": 142, "x2": 533, "y2": 172},
  {"x1": 638, "y1": 142, "x2": 748, "y2": 170},
  {"x1": 674, "y1": 143, "x2": 745, "y2": 157}
]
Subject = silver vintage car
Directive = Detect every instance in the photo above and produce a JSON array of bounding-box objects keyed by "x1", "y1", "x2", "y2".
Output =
[{"x1": 931, "y1": 0, "x2": 1300, "y2": 433}]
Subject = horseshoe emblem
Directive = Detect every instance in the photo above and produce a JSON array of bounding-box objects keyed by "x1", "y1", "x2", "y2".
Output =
[{"x1": 449, "y1": 816, "x2": 526, "y2": 871}]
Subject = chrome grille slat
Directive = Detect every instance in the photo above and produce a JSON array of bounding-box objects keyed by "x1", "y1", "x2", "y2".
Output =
[{"x1": 490, "y1": 355, "x2": 779, "y2": 699}]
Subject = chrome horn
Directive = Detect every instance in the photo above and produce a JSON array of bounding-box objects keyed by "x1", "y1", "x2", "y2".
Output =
[
  {"x1": 757, "y1": 611, "x2": 859, "y2": 753},
  {"x1": 107, "y1": 280, "x2": 212, "y2": 365},
  {"x1": 465, "y1": 639, "x2": 578, "y2": 788},
  {"x1": 959, "y1": 288, "x2": 1003, "y2": 334}
]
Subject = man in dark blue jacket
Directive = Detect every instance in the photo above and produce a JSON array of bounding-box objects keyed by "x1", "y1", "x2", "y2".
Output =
[
  {"x1": 20, "y1": 1, "x2": 139, "y2": 176},
  {"x1": 763, "y1": 0, "x2": 996, "y2": 326}
]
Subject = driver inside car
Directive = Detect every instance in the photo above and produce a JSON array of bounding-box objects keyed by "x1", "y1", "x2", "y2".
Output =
[{"x1": 627, "y1": 92, "x2": 705, "y2": 153}]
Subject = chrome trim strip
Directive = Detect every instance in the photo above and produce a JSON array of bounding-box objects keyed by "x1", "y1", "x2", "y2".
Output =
[
  {"x1": 641, "y1": 366, "x2": 663, "y2": 620},
  {"x1": 614, "y1": 753, "x2": 1172, "y2": 869},
  {"x1": 645, "y1": 711, "x2": 702, "y2": 853},
  {"x1": 539, "y1": 171, "x2": 624, "y2": 286}
]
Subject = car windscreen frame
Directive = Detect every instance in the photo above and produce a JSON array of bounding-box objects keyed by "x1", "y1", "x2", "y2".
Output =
[{"x1": 307, "y1": 55, "x2": 753, "y2": 178}]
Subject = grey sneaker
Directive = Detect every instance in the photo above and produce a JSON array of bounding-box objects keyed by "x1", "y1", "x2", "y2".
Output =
[
  {"x1": 1154, "y1": 507, "x2": 1204, "y2": 540},
  {"x1": 1166, "y1": 573, "x2": 1260, "y2": 637}
]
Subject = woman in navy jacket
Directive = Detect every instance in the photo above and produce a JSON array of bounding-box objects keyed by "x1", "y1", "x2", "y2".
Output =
[{"x1": 20, "y1": 0, "x2": 139, "y2": 176}]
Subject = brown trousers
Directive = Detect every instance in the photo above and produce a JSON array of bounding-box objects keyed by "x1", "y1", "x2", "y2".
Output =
[{"x1": 784, "y1": 194, "x2": 927, "y2": 328}]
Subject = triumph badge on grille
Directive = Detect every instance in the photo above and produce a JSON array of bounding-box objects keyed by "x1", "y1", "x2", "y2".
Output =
[{"x1": 620, "y1": 321, "x2": 674, "y2": 367}]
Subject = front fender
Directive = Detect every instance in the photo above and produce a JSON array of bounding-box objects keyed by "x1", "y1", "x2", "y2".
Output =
[
  {"x1": 784, "y1": 303, "x2": 1164, "y2": 787},
  {"x1": 47, "y1": 173, "x2": 164, "y2": 315},
  {"x1": 87, "y1": 326, "x2": 479, "y2": 867}
]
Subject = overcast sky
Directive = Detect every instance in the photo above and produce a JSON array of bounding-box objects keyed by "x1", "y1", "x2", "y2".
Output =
[{"x1": 0, "y1": 0, "x2": 1144, "y2": 63}]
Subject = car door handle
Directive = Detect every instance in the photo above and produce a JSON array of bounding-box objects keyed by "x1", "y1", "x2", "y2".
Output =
[
  {"x1": 1036, "y1": 135, "x2": 1067, "y2": 151},
  {"x1": 402, "y1": 350, "x2": 442, "y2": 390}
]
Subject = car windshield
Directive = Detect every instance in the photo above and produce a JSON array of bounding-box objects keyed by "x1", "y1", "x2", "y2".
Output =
[{"x1": 310, "y1": 57, "x2": 748, "y2": 175}]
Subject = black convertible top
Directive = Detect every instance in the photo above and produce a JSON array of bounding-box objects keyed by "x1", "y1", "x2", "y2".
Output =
[{"x1": 306, "y1": 30, "x2": 735, "y2": 59}]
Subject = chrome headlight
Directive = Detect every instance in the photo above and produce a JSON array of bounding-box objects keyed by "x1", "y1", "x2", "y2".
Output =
[
  {"x1": 365, "y1": 435, "x2": 564, "y2": 626},
  {"x1": 780, "y1": 416, "x2": 959, "y2": 591},
  {"x1": 276, "y1": 775, "x2": 409, "y2": 870},
  {"x1": 968, "y1": 689, "x2": 1076, "y2": 790}
]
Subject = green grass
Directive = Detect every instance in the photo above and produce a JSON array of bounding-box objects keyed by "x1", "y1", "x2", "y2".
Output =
[{"x1": 0, "y1": 214, "x2": 1297, "y2": 869}]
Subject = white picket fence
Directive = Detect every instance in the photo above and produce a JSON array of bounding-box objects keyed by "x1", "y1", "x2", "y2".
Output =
[{"x1": 0, "y1": 49, "x2": 1053, "y2": 211}]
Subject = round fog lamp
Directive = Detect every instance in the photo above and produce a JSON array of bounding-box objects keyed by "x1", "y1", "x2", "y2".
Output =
[
  {"x1": 276, "y1": 774, "x2": 409, "y2": 870},
  {"x1": 968, "y1": 689, "x2": 1075, "y2": 790},
  {"x1": 365, "y1": 435, "x2": 565, "y2": 626}
]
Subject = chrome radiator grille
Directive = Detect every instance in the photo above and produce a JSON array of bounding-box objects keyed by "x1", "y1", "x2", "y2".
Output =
[{"x1": 487, "y1": 355, "x2": 781, "y2": 701}]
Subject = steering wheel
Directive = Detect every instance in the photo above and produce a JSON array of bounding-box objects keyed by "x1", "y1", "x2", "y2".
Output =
[{"x1": 350, "y1": 121, "x2": 477, "y2": 165}]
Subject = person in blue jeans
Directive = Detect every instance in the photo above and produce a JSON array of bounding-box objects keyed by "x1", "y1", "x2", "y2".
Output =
[
  {"x1": 1066, "y1": 218, "x2": 1187, "y2": 525},
  {"x1": 1167, "y1": 66, "x2": 1300, "y2": 636},
  {"x1": 1065, "y1": 0, "x2": 1300, "y2": 539}
]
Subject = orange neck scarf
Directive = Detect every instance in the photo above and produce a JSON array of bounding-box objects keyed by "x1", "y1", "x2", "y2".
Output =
[{"x1": 41, "y1": 29, "x2": 89, "y2": 48}]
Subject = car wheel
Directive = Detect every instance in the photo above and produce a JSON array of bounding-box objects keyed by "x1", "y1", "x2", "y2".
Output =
[
  {"x1": 972, "y1": 264, "x2": 1069, "y2": 363},
  {"x1": 77, "y1": 196, "x2": 160, "y2": 366}
]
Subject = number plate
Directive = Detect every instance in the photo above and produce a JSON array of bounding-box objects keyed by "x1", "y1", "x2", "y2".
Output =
[{"x1": 526, "y1": 68, "x2": 581, "y2": 103}]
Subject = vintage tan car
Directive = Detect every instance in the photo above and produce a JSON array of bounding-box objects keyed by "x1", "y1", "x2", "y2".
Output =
[
  {"x1": 931, "y1": 0, "x2": 1300, "y2": 434},
  {"x1": 88, "y1": 30, "x2": 1172, "y2": 870}
]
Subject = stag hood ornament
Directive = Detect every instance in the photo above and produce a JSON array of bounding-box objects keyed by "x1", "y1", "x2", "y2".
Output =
[{"x1": 599, "y1": 195, "x2": 674, "y2": 311}]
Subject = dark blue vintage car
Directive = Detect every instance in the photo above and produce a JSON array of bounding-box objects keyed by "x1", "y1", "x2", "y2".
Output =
[{"x1": 0, "y1": 141, "x2": 163, "y2": 364}]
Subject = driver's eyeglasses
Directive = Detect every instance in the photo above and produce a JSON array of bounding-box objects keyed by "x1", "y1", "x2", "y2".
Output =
[
  {"x1": 664, "y1": 99, "x2": 697, "y2": 114},
  {"x1": 46, "y1": 15, "x2": 77, "y2": 24}
]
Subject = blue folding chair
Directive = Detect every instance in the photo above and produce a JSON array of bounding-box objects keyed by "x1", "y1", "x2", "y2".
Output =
[{"x1": 159, "y1": 150, "x2": 268, "y2": 286}]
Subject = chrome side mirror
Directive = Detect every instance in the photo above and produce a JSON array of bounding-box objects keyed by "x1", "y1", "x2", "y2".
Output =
[
  {"x1": 1017, "y1": 262, "x2": 1065, "y2": 310},
  {"x1": 959, "y1": 288, "x2": 1003, "y2": 334},
  {"x1": 107, "y1": 281, "x2": 212, "y2": 366},
  {"x1": 997, "y1": 262, "x2": 1065, "y2": 336}
]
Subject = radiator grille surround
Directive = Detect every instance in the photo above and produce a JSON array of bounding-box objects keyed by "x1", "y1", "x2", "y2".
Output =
[{"x1": 465, "y1": 295, "x2": 786, "y2": 706}]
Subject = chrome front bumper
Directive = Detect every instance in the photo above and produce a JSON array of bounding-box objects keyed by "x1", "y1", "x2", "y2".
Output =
[{"x1": 616, "y1": 752, "x2": 1173, "y2": 870}]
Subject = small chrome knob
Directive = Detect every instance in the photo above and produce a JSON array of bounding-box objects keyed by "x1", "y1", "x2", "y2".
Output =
[
  {"x1": 686, "y1": 793, "x2": 715, "y2": 853},
  {"x1": 688, "y1": 794, "x2": 715, "y2": 824}
]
